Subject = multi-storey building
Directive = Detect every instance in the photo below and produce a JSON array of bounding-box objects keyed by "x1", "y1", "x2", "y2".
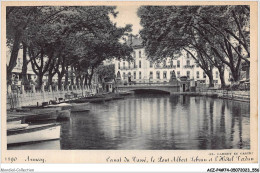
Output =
[{"x1": 115, "y1": 37, "x2": 231, "y2": 87}]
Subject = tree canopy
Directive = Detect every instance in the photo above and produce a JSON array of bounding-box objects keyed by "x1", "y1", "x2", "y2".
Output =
[
  {"x1": 6, "y1": 6, "x2": 133, "y2": 88},
  {"x1": 138, "y1": 5, "x2": 250, "y2": 85}
]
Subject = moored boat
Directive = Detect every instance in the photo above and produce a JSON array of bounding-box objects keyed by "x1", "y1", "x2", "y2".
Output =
[
  {"x1": 118, "y1": 91, "x2": 132, "y2": 96},
  {"x1": 7, "y1": 123, "x2": 28, "y2": 131},
  {"x1": 111, "y1": 96, "x2": 124, "y2": 100},
  {"x1": 12, "y1": 106, "x2": 71, "y2": 122},
  {"x1": 7, "y1": 120, "x2": 22, "y2": 124},
  {"x1": 7, "y1": 123, "x2": 61, "y2": 145},
  {"x1": 89, "y1": 97, "x2": 111, "y2": 103},
  {"x1": 24, "y1": 110, "x2": 59, "y2": 123},
  {"x1": 47, "y1": 103, "x2": 72, "y2": 110},
  {"x1": 72, "y1": 109, "x2": 90, "y2": 113},
  {"x1": 57, "y1": 109, "x2": 71, "y2": 120},
  {"x1": 70, "y1": 103, "x2": 90, "y2": 113}
]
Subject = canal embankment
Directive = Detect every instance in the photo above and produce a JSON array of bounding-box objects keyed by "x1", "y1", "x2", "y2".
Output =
[
  {"x1": 7, "y1": 86, "x2": 94, "y2": 109},
  {"x1": 7, "y1": 87, "x2": 250, "y2": 110},
  {"x1": 171, "y1": 90, "x2": 250, "y2": 102}
]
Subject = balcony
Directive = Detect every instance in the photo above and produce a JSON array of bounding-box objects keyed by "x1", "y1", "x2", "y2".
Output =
[{"x1": 154, "y1": 65, "x2": 176, "y2": 69}]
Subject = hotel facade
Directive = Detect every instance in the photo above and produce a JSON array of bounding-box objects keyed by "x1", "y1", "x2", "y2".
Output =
[{"x1": 114, "y1": 37, "x2": 231, "y2": 87}]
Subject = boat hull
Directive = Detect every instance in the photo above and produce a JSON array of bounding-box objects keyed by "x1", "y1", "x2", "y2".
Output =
[
  {"x1": 118, "y1": 92, "x2": 132, "y2": 96},
  {"x1": 57, "y1": 109, "x2": 71, "y2": 120},
  {"x1": 25, "y1": 111, "x2": 59, "y2": 123},
  {"x1": 7, "y1": 123, "x2": 61, "y2": 144},
  {"x1": 71, "y1": 103, "x2": 90, "y2": 112}
]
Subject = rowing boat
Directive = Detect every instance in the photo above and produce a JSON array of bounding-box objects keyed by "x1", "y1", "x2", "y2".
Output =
[
  {"x1": 70, "y1": 103, "x2": 90, "y2": 113},
  {"x1": 7, "y1": 123, "x2": 61, "y2": 145}
]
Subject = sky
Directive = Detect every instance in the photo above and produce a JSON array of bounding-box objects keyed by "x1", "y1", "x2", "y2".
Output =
[{"x1": 110, "y1": 5, "x2": 142, "y2": 35}]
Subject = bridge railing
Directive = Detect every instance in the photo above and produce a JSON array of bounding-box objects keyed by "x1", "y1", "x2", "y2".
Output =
[{"x1": 118, "y1": 82, "x2": 179, "y2": 87}]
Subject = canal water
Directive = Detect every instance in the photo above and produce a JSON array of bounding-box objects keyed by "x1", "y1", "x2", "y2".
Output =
[{"x1": 8, "y1": 94, "x2": 250, "y2": 150}]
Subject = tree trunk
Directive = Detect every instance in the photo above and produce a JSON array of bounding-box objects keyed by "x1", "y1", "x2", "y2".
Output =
[
  {"x1": 64, "y1": 64, "x2": 69, "y2": 89},
  {"x1": 21, "y1": 42, "x2": 29, "y2": 86},
  {"x1": 218, "y1": 68, "x2": 226, "y2": 88},
  {"x1": 76, "y1": 76, "x2": 79, "y2": 87},
  {"x1": 208, "y1": 74, "x2": 214, "y2": 87},
  {"x1": 206, "y1": 69, "x2": 214, "y2": 87},
  {"x1": 88, "y1": 68, "x2": 94, "y2": 87},
  {"x1": 79, "y1": 75, "x2": 84, "y2": 87},
  {"x1": 88, "y1": 74, "x2": 93, "y2": 87},
  {"x1": 36, "y1": 73, "x2": 44, "y2": 90},
  {"x1": 70, "y1": 67, "x2": 74, "y2": 85},
  {"x1": 84, "y1": 74, "x2": 88, "y2": 86},
  {"x1": 231, "y1": 70, "x2": 240, "y2": 82},
  {"x1": 58, "y1": 73, "x2": 63, "y2": 90},
  {"x1": 47, "y1": 73, "x2": 53, "y2": 88},
  {"x1": 7, "y1": 31, "x2": 22, "y2": 85}
]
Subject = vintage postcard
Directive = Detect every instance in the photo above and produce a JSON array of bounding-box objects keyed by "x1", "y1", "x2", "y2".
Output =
[{"x1": 1, "y1": 0, "x2": 258, "y2": 170}]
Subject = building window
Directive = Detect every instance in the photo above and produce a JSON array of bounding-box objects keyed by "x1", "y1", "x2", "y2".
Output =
[
  {"x1": 134, "y1": 71, "x2": 136, "y2": 79},
  {"x1": 170, "y1": 60, "x2": 173, "y2": 67},
  {"x1": 139, "y1": 50, "x2": 141, "y2": 58},
  {"x1": 163, "y1": 60, "x2": 166, "y2": 67},
  {"x1": 177, "y1": 71, "x2": 180, "y2": 78},
  {"x1": 128, "y1": 72, "x2": 131, "y2": 80},
  {"x1": 118, "y1": 62, "x2": 120, "y2": 69},
  {"x1": 150, "y1": 71, "x2": 153, "y2": 79},
  {"x1": 123, "y1": 62, "x2": 125, "y2": 69},
  {"x1": 187, "y1": 71, "x2": 190, "y2": 79},
  {"x1": 128, "y1": 62, "x2": 131, "y2": 69},
  {"x1": 123, "y1": 72, "x2": 126, "y2": 80},
  {"x1": 186, "y1": 60, "x2": 190, "y2": 66},
  {"x1": 216, "y1": 71, "x2": 219, "y2": 78},
  {"x1": 196, "y1": 64, "x2": 199, "y2": 68},
  {"x1": 156, "y1": 71, "x2": 160, "y2": 79},
  {"x1": 139, "y1": 60, "x2": 141, "y2": 68},
  {"x1": 196, "y1": 71, "x2": 200, "y2": 78},
  {"x1": 163, "y1": 71, "x2": 167, "y2": 79},
  {"x1": 177, "y1": 60, "x2": 180, "y2": 68},
  {"x1": 133, "y1": 51, "x2": 136, "y2": 58},
  {"x1": 150, "y1": 61, "x2": 153, "y2": 68},
  {"x1": 134, "y1": 61, "x2": 136, "y2": 68},
  {"x1": 187, "y1": 53, "x2": 190, "y2": 58},
  {"x1": 203, "y1": 72, "x2": 206, "y2": 78},
  {"x1": 139, "y1": 71, "x2": 142, "y2": 79}
]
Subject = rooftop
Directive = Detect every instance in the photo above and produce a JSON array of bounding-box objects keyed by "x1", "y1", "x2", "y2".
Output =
[{"x1": 126, "y1": 36, "x2": 143, "y2": 48}]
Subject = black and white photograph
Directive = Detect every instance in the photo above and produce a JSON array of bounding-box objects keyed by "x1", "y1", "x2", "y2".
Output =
[{"x1": 2, "y1": 1, "x2": 258, "y2": 168}]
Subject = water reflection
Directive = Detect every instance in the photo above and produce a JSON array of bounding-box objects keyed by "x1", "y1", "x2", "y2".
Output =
[
  {"x1": 9, "y1": 94, "x2": 250, "y2": 150},
  {"x1": 59, "y1": 95, "x2": 250, "y2": 150}
]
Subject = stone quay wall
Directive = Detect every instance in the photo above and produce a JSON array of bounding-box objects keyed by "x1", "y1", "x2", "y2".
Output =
[
  {"x1": 7, "y1": 85, "x2": 96, "y2": 109},
  {"x1": 171, "y1": 90, "x2": 250, "y2": 102}
]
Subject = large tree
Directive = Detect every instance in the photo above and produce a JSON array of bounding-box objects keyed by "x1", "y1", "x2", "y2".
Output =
[
  {"x1": 96, "y1": 64, "x2": 115, "y2": 83},
  {"x1": 7, "y1": 6, "x2": 133, "y2": 90},
  {"x1": 6, "y1": 7, "x2": 39, "y2": 85},
  {"x1": 138, "y1": 5, "x2": 250, "y2": 85}
]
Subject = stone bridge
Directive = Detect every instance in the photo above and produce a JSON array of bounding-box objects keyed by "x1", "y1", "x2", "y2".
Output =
[{"x1": 117, "y1": 82, "x2": 181, "y2": 94}]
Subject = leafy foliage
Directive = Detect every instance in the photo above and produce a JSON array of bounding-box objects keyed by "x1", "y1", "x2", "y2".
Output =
[
  {"x1": 7, "y1": 6, "x2": 133, "y2": 88},
  {"x1": 138, "y1": 6, "x2": 250, "y2": 84}
]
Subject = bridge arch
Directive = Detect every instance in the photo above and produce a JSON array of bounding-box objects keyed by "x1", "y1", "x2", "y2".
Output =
[
  {"x1": 132, "y1": 89, "x2": 171, "y2": 94},
  {"x1": 126, "y1": 88, "x2": 171, "y2": 94},
  {"x1": 117, "y1": 83, "x2": 180, "y2": 94}
]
